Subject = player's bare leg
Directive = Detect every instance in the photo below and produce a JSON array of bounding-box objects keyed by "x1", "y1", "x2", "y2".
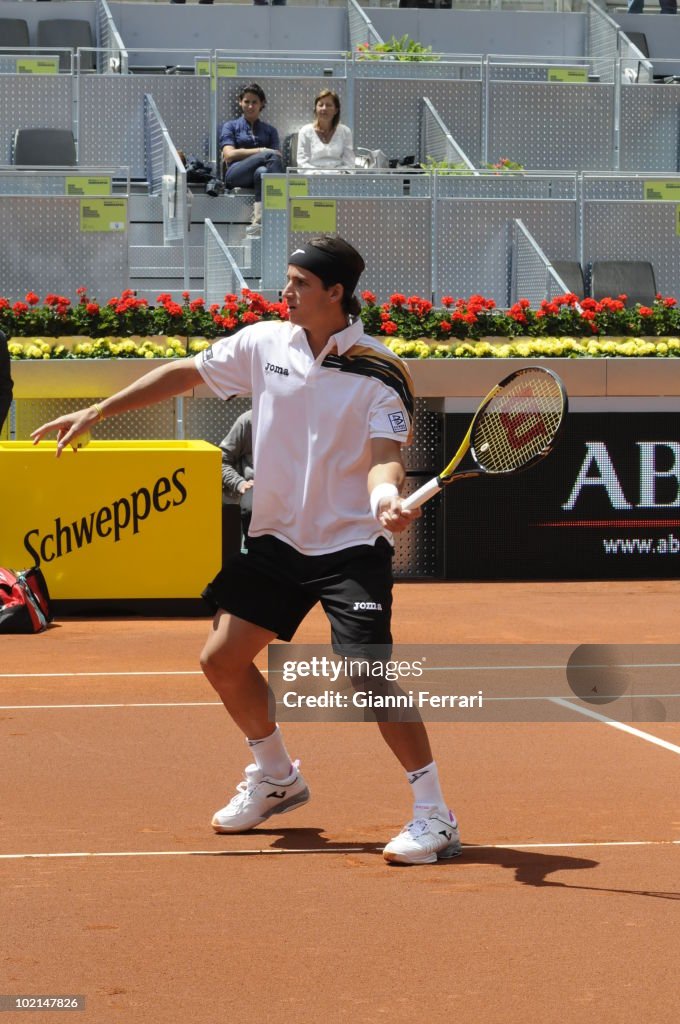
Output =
[
  {"x1": 202, "y1": 611, "x2": 310, "y2": 833},
  {"x1": 199, "y1": 610, "x2": 275, "y2": 739},
  {"x1": 376, "y1": 720, "x2": 433, "y2": 772}
]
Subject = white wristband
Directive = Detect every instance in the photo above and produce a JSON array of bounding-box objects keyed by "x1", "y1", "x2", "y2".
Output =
[{"x1": 370, "y1": 482, "x2": 399, "y2": 520}]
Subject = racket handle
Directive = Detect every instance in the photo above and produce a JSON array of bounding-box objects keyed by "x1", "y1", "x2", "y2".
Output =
[{"x1": 401, "y1": 477, "x2": 442, "y2": 511}]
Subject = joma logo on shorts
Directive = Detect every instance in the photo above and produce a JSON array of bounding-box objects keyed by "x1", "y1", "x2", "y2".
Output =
[
  {"x1": 353, "y1": 601, "x2": 383, "y2": 611},
  {"x1": 265, "y1": 362, "x2": 289, "y2": 376}
]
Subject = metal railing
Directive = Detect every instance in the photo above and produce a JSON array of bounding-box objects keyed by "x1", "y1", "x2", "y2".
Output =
[
  {"x1": 421, "y1": 97, "x2": 477, "y2": 171},
  {"x1": 97, "y1": 0, "x2": 129, "y2": 74},
  {"x1": 512, "y1": 218, "x2": 580, "y2": 306},
  {"x1": 144, "y1": 94, "x2": 190, "y2": 290},
  {"x1": 204, "y1": 219, "x2": 247, "y2": 307},
  {"x1": 586, "y1": 0, "x2": 621, "y2": 85},
  {"x1": 347, "y1": 0, "x2": 384, "y2": 54}
]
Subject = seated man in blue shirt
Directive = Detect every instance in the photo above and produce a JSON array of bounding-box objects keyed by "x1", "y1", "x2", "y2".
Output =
[{"x1": 219, "y1": 83, "x2": 284, "y2": 237}]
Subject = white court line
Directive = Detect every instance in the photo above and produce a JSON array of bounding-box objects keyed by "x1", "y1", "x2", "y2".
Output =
[
  {"x1": 0, "y1": 839, "x2": 678, "y2": 861},
  {"x1": 3, "y1": 663, "x2": 680, "y2": 681},
  {"x1": 1, "y1": 670, "x2": 207, "y2": 679},
  {"x1": 0, "y1": 702, "x2": 222, "y2": 710},
  {"x1": 551, "y1": 697, "x2": 680, "y2": 755}
]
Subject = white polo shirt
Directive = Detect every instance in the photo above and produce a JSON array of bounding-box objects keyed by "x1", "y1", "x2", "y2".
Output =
[{"x1": 194, "y1": 318, "x2": 414, "y2": 555}]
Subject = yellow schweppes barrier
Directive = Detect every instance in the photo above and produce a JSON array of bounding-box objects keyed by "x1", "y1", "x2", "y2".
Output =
[{"x1": 0, "y1": 441, "x2": 222, "y2": 600}]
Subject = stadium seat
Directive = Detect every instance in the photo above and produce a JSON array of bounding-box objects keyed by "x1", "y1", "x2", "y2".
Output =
[
  {"x1": 590, "y1": 260, "x2": 657, "y2": 307},
  {"x1": 13, "y1": 128, "x2": 77, "y2": 167},
  {"x1": 551, "y1": 260, "x2": 587, "y2": 299},
  {"x1": 36, "y1": 19, "x2": 95, "y2": 72},
  {"x1": 0, "y1": 18, "x2": 30, "y2": 51}
]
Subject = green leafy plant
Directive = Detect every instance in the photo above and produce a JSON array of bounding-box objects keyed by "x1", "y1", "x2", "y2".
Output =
[
  {"x1": 422, "y1": 157, "x2": 473, "y2": 176},
  {"x1": 356, "y1": 35, "x2": 438, "y2": 62}
]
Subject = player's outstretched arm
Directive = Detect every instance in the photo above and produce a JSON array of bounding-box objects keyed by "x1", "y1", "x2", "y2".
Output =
[
  {"x1": 368, "y1": 437, "x2": 421, "y2": 534},
  {"x1": 31, "y1": 360, "x2": 204, "y2": 457}
]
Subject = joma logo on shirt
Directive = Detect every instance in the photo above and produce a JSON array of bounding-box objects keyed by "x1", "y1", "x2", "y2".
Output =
[
  {"x1": 264, "y1": 362, "x2": 289, "y2": 376},
  {"x1": 353, "y1": 601, "x2": 383, "y2": 611}
]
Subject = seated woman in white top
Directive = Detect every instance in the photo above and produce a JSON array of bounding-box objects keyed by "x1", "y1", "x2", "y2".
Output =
[{"x1": 296, "y1": 89, "x2": 355, "y2": 172}]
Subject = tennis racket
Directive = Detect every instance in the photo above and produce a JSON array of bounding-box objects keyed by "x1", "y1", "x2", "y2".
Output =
[{"x1": 402, "y1": 366, "x2": 568, "y2": 511}]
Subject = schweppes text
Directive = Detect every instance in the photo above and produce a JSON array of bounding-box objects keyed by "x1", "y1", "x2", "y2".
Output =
[{"x1": 24, "y1": 468, "x2": 188, "y2": 565}]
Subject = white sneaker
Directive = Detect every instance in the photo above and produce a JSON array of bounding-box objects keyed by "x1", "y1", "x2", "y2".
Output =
[
  {"x1": 211, "y1": 760, "x2": 310, "y2": 833},
  {"x1": 383, "y1": 807, "x2": 461, "y2": 865}
]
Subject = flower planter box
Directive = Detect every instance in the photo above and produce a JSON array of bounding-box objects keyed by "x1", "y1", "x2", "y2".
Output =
[
  {"x1": 10, "y1": 352, "x2": 680, "y2": 401},
  {"x1": 11, "y1": 359, "x2": 175, "y2": 400}
]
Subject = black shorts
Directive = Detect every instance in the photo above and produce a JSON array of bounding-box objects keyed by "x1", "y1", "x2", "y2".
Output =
[{"x1": 202, "y1": 534, "x2": 393, "y2": 653}]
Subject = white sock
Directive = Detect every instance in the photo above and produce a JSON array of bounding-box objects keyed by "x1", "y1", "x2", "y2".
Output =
[
  {"x1": 406, "y1": 761, "x2": 449, "y2": 817},
  {"x1": 246, "y1": 725, "x2": 292, "y2": 780}
]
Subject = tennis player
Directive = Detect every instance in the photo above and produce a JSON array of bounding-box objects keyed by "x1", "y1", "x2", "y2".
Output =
[{"x1": 30, "y1": 236, "x2": 460, "y2": 866}]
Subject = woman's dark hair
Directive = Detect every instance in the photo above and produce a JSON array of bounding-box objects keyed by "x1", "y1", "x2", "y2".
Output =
[
  {"x1": 238, "y1": 83, "x2": 266, "y2": 107},
  {"x1": 314, "y1": 89, "x2": 341, "y2": 131},
  {"x1": 309, "y1": 235, "x2": 365, "y2": 317}
]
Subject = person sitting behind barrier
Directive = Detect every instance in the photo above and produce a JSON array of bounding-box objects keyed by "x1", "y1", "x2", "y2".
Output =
[
  {"x1": 628, "y1": 0, "x2": 676, "y2": 11},
  {"x1": 220, "y1": 409, "x2": 254, "y2": 549},
  {"x1": 219, "y1": 83, "x2": 284, "y2": 237},
  {"x1": 296, "y1": 89, "x2": 355, "y2": 172},
  {"x1": 0, "y1": 330, "x2": 13, "y2": 434}
]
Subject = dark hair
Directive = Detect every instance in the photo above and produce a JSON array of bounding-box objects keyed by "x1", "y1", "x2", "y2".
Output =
[
  {"x1": 308, "y1": 235, "x2": 365, "y2": 317},
  {"x1": 238, "y1": 83, "x2": 266, "y2": 107},
  {"x1": 314, "y1": 89, "x2": 341, "y2": 130}
]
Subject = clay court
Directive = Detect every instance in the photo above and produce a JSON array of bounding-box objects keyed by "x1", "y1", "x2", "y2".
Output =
[{"x1": 1, "y1": 580, "x2": 679, "y2": 1024}]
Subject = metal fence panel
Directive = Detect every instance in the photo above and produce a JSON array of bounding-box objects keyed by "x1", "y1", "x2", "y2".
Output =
[
  {"x1": 0, "y1": 195, "x2": 127, "y2": 301},
  {"x1": 355, "y1": 78, "x2": 483, "y2": 168},
  {"x1": 620, "y1": 86, "x2": 680, "y2": 173},
  {"x1": 0, "y1": 75, "x2": 74, "y2": 165},
  {"x1": 487, "y1": 81, "x2": 614, "y2": 170},
  {"x1": 79, "y1": 74, "x2": 211, "y2": 177},
  {"x1": 434, "y1": 197, "x2": 577, "y2": 305},
  {"x1": 583, "y1": 182, "x2": 680, "y2": 298},
  {"x1": 204, "y1": 218, "x2": 247, "y2": 307}
]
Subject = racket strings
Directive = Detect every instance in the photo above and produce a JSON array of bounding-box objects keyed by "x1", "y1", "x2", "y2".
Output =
[{"x1": 472, "y1": 374, "x2": 564, "y2": 473}]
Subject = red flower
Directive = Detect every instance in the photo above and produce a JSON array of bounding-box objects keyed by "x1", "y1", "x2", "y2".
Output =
[
  {"x1": 389, "y1": 293, "x2": 406, "y2": 307},
  {"x1": 182, "y1": 291, "x2": 190, "y2": 301},
  {"x1": 0, "y1": 297, "x2": 9, "y2": 309},
  {"x1": 189, "y1": 298, "x2": 205, "y2": 311},
  {"x1": 241, "y1": 311, "x2": 260, "y2": 324},
  {"x1": 361, "y1": 290, "x2": 377, "y2": 304},
  {"x1": 441, "y1": 296, "x2": 454, "y2": 308},
  {"x1": 165, "y1": 302, "x2": 183, "y2": 317},
  {"x1": 382, "y1": 320, "x2": 398, "y2": 334},
  {"x1": 663, "y1": 296, "x2": 677, "y2": 307},
  {"x1": 638, "y1": 306, "x2": 653, "y2": 317},
  {"x1": 25, "y1": 291, "x2": 39, "y2": 306},
  {"x1": 13, "y1": 301, "x2": 28, "y2": 314},
  {"x1": 439, "y1": 320, "x2": 452, "y2": 332},
  {"x1": 86, "y1": 303, "x2": 99, "y2": 315},
  {"x1": 76, "y1": 286, "x2": 87, "y2": 296}
]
